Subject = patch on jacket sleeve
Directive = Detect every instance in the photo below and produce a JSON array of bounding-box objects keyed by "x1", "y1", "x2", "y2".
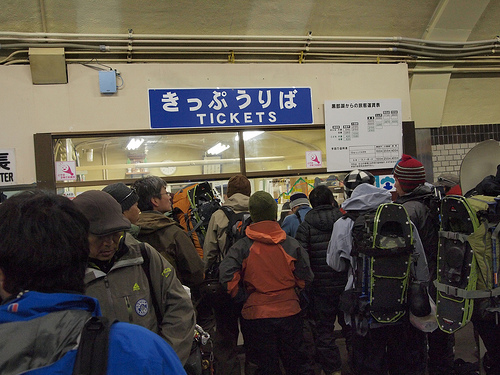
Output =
[
  {"x1": 135, "y1": 298, "x2": 149, "y2": 316},
  {"x1": 8, "y1": 303, "x2": 19, "y2": 313},
  {"x1": 161, "y1": 267, "x2": 172, "y2": 278}
]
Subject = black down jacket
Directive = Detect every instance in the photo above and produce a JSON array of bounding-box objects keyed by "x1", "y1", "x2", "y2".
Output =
[{"x1": 295, "y1": 205, "x2": 348, "y2": 295}]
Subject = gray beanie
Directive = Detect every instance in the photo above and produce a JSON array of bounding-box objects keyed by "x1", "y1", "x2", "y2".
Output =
[
  {"x1": 102, "y1": 183, "x2": 139, "y2": 212},
  {"x1": 289, "y1": 192, "x2": 310, "y2": 209},
  {"x1": 249, "y1": 191, "x2": 278, "y2": 222}
]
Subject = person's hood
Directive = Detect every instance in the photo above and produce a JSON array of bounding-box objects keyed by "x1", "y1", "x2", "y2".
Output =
[
  {"x1": 136, "y1": 210, "x2": 179, "y2": 234},
  {"x1": 224, "y1": 192, "x2": 250, "y2": 211},
  {"x1": 245, "y1": 221, "x2": 286, "y2": 245},
  {"x1": 341, "y1": 183, "x2": 392, "y2": 211},
  {"x1": 0, "y1": 291, "x2": 100, "y2": 323}
]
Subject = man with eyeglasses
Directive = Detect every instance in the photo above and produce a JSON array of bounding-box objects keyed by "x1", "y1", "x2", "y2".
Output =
[
  {"x1": 132, "y1": 176, "x2": 204, "y2": 289},
  {"x1": 73, "y1": 190, "x2": 196, "y2": 366},
  {"x1": 103, "y1": 182, "x2": 141, "y2": 238}
]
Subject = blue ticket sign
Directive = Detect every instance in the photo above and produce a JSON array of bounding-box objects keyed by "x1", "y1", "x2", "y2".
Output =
[{"x1": 149, "y1": 87, "x2": 313, "y2": 128}]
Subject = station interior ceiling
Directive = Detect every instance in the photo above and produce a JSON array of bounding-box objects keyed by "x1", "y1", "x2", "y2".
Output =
[{"x1": 2, "y1": 0, "x2": 500, "y2": 193}]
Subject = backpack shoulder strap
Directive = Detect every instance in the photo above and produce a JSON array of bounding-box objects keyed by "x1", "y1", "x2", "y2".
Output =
[
  {"x1": 343, "y1": 210, "x2": 361, "y2": 222},
  {"x1": 295, "y1": 209, "x2": 302, "y2": 223},
  {"x1": 220, "y1": 205, "x2": 234, "y2": 219},
  {"x1": 139, "y1": 243, "x2": 163, "y2": 326},
  {"x1": 72, "y1": 316, "x2": 114, "y2": 375},
  {"x1": 220, "y1": 206, "x2": 238, "y2": 253}
]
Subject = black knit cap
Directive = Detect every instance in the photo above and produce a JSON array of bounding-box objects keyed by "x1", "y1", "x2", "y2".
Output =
[
  {"x1": 249, "y1": 191, "x2": 278, "y2": 222},
  {"x1": 73, "y1": 190, "x2": 131, "y2": 235},
  {"x1": 102, "y1": 183, "x2": 139, "y2": 212}
]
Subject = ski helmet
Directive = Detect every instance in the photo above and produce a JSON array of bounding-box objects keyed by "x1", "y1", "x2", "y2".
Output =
[{"x1": 343, "y1": 169, "x2": 375, "y2": 198}]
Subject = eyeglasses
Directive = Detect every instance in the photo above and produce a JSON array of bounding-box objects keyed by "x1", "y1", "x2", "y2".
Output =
[{"x1": 89, "y1": 232, "x2": 123, "y2": 245}]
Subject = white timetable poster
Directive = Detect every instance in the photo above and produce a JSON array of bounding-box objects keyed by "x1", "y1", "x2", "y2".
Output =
[{"x1": 324, "y1": 99, "x2": 402, "y2": 171}]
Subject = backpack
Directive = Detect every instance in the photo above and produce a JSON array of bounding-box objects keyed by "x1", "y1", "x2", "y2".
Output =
[
  {"x1": 340, "y1": 203, "x2": 415, "y2": 335},
  {"x1": 400, "y1": 188, "x2": 442, "y2": 239},
  {"x1": 201, "y1": 206, "x2": 251, "y2": 298},
  {"x1": 172, "y1": 182, "x2": 222, "y2": 258},
  {"x1": 220, "y1": 206, "x2": 252, "y2": 255},
  {"x1": 436, "y1": 195, "x2": 500, "y2": 333},
  {"x1": 421, "y1": 189, "x2": 443, "y2": 229}
]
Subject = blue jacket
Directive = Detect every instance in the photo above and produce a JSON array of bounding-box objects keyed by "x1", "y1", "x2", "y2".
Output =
[
  {"x1": 0, "y1": 291, "x2": 186, "y2": 375},
  {"x1": 281, "y1": 205, "x2": 312, "y2": 237}
]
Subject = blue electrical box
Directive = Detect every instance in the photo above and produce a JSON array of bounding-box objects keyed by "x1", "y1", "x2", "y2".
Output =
[{"x1": 99, "y1": 70, "x2": 117, "y2": 94}]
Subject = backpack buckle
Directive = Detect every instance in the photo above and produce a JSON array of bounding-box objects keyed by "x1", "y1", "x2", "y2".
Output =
[{"x1": 444, "y1": 285, "x2": 459, "y2": 296}]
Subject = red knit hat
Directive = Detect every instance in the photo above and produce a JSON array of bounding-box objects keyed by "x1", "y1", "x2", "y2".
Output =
[{"x1": 393, "y1": 154, "x2": 426, "y2": 192}]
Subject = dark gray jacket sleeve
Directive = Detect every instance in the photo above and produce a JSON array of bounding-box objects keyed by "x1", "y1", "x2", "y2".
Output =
[{"x1": 146, "y1": 244, "x2": 195, "y2": 366}]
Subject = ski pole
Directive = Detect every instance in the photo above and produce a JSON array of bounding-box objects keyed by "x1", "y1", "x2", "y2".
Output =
[{"x1": 492, "y1": 224, "x2": 500, "y2": 288}]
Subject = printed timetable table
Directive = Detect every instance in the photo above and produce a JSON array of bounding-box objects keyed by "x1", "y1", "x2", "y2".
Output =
[
  {"x1": 349, "y1": 144, "x2": 400, "y2": 168},
  {"x1": 324, "y1": 99, "x2": 402, "y2": 171}
]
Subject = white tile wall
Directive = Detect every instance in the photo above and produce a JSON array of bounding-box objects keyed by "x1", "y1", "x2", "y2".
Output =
[{"x1": 431, "y1": 143, "x2": 477, "y2": 177}]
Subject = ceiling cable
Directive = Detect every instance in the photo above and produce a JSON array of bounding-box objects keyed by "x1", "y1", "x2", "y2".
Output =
[{"x1": 0, "y1": 31, "x2": 499, "y2": 71}]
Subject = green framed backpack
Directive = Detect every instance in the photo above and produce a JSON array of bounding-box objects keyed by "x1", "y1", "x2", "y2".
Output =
[
  {"x1": 347, "y1": 203, "x2": 414, "y2": 335},
  {"x1": 436, "y1": 195, "x2": 500, "y2": 333}
]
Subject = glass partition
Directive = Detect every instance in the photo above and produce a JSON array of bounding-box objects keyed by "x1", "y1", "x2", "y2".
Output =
[
  {"x1": 244, "y1": 128, "x2": 326, "y2": 172},
  {"x1": 43, "y1": 126, "x2": 332, "y2": 191},
  {"x1": 54, "y1": 132, "x2": 242, "y2": 183},
  {"x1": 37, "y1": 124, "x2": 404, "y2": 193}
]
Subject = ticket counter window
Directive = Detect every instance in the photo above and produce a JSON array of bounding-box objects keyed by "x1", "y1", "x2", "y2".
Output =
[{"x1": 53, "y1": 132, "x2": 241, "y2": 182}]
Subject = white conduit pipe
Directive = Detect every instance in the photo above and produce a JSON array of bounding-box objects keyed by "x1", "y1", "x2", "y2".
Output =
[
  {"x1": 0, "y1": 36, "x2": 497, "y2": 49},
  {"x1": 0, "y1": 38, "x2": 497, "y2": 52},
  {"x1": 5, "y1": 57, "x2": 500, "y2": 72},
  {"x1": 2, "y1": 43, "x2": 497, "y2": 59},
  {"x1": 0, "y1": 31, "x2": 497, "y2": 46},
  {"x1": 0, "y1": 32, "x2": 497, "y2": 50},
  {"x1": 0, "y1": 31, "x2": 498, "y2": 69}
]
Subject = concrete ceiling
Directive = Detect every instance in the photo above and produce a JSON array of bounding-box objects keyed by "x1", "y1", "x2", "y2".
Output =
[
  {"x1": 0, "y1": 0, "x2": 496, "y2": 40},
  {"x1": 1, "y1": 0, "x2": 499, "y2": 65}
]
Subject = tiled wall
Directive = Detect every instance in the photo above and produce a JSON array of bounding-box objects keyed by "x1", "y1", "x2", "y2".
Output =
[{"x1": 430, "y1": 124, "x2": 500, "y2": 178}]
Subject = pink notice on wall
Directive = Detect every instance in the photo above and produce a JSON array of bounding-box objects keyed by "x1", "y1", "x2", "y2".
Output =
[
  {"x1": 55, "y1": 161, "x2": 77, "y2": 181},
  {"x1": 306, "y1": 151, "x2": 323, "y2": 168}
]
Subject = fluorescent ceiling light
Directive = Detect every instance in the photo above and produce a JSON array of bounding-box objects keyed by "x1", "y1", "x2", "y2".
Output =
[
  {"x1": 207, "y1": 142, "x2": 230, "y2": 155},
  {"x1": 126, "y1": 138, "x2": 144, "y2": 150},
  {"x1": 235, "y1": 131, "x2": 264, "y2": 141}
]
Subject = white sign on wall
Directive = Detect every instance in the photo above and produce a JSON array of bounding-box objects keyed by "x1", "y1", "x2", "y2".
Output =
[
  {"x1": 375, "y1": 174, "x2": 396, "y2": 192},
  {"x1": 306, "y1": 151, "x2": 323, "y2": 168},
  {"x1": 0, "y1": 148, "x2": 16, "y2": 186},
  {"x1": 324, "y1": 99, "x2": 402, "y2": 172},
  {"x1": 55, "y1": 161, "x2": 77, "y2": 181}
]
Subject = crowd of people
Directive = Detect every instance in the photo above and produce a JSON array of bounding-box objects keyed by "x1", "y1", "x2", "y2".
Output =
[{"x1": 0, "y1": 159, "x2": 495, "y2": 375}]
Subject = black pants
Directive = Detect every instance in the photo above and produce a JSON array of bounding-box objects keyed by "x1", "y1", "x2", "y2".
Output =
[
  {"x1": 427, "y1": 328, "x2": 455, "y2": 375},
  {"x1": 211, "y1": 292, "x2": 243, "y2": 375},
  {"x1": 351, "y1": 321, "x2": 427, "y2": 375},
  {"x1": 307, "y1": 292, "x2": 350, "y2": 373},
  {"x1": 473, "y1": 317, "x2": 500, "y2": 375},
  {"x1": 241, "y1": 313, "x2": 314, "y2": 375},
  {"x1": 427, "y1": 272, "x2": 455, "y2": 375}
]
